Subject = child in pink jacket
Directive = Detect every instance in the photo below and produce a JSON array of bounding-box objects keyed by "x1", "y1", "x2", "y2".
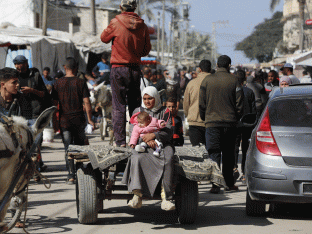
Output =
[{"x1": 129, "y1": 111, "x2": 166, "y2": 156}]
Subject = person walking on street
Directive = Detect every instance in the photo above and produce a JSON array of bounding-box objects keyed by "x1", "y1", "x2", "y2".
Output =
[
  {"x1": 178, "y1": 67, "x2": 189, "y2": 97},
  {"x1": 234, "y1": 69, "x2": 256, "y2": 184},
  {"x1": 13, "y1": 55, "x2": 50, "y2": 173},
  {"x1": 301, "y1": 70, "x2": 312, "y2": 83},
  {"x1": 101, "y1": 0, "x2": 151, "y2": 147},
  {"x1": 246, "y1": 71, "x2": 268, "y2": 118},
  {"x1": 141, "y1": 66, "x2": 151, "y2": 93},
  {"x1": 51, "y1": 57, "x2": 95, "y2": 184},
  {"x1": 165, "y1": 69, "x2": 181, "y2": 109},
  {"x1": 149, "y1": 70, "x2": 166, "y2": 105},
  {"x1": 183, "y1": 60, "x2": 211, "y2": 146},
  {"x1": 199, "y1": 55, "x2": 244, "y2": 193},
  {"x1": 280, "y1": 63, "x2": 300, "y2": 84}
]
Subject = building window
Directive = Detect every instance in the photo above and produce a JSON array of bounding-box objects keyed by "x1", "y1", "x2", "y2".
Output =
[
  {"x1": 35, "y1": 13, "x2": 40, "y2": 28},
  {"x1": 72, "y1": 17, "x2": 81, "y2": 26}
]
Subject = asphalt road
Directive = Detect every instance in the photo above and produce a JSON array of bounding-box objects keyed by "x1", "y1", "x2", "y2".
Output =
[{"x1": 6, "y1": 130, "x2": 312, "y2": 234}]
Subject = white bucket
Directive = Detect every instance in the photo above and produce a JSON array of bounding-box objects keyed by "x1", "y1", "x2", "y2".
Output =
[{"x1": 43, "y1": 127, "x2": 55, "y2": 143}]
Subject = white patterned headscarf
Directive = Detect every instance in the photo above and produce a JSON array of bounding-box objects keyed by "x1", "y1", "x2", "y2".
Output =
[
  {"x1": 141, "y1": 86, "x2": 162, "y2": 113},
  {"x1": 120, "y1": 0, "x2": 137, "y2": 9}
]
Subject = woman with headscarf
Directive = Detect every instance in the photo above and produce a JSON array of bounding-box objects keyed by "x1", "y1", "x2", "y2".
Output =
[
  {"x1": 122, "y1": 86, "x2": 175, "y2": 211},
  {"x1": 279, "y1": 76, "x2": 292, "y2": 88}
]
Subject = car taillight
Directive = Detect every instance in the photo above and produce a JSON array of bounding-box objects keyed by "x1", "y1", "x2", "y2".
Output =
[{"x1": 256, "y1": 108, "x2": 282, "y2": 156}]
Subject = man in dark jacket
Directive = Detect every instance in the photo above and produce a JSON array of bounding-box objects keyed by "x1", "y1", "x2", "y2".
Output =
[
  {"x1": 199, "y1": 55, "x2": 244, "y2": 193},
  {"x1": 14, "y1": 55, "x2": 51, "y2": 172},
  {"x1": 13, "y1": 55, "x2": 50, "y2": 119},
  {"x1": 101, "y1": 0, "x2": 151, "y2": 147},
  {"x1": 234, "y1": 69, "x2": 256, "y2": 184},
  {"x1": 246, "y1": 71, "x2": 268, "y2": 118}
]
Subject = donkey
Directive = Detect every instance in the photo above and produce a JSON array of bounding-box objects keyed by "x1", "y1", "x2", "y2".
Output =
[
  {"x1": 93, "y1": 84, "x2": 114, "y2": 144},
  {"x1": 0, "y1": 106, "x2": 56, "y2": 232}
]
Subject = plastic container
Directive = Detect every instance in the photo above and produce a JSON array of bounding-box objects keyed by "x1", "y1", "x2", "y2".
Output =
[{"x1": 43, "y1": 127, "x2": 54, "y2": 143}]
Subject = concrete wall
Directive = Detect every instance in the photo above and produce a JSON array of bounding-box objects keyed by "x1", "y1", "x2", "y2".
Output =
[
  {"x1": 0, "y1": 0, "x2": 119, "y2": 35},
  {"x1": 46, "y1": 4, "x2": 118, "y2": 35},
  {"x1": 283, "y1": 0, "x2": 312, "y2": 50},
  {"x1": 0, "y1": 0, "x2": 40, "y2": 28}
]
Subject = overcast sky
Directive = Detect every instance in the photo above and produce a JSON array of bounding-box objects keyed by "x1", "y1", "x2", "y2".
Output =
[{"x1": 73, "y1": 0, "x2": 284, "y2": 65}]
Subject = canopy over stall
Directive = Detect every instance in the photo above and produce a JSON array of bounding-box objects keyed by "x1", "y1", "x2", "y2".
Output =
[{"x1": 0, "y1": 25, "x2": 84, "y2": 74}]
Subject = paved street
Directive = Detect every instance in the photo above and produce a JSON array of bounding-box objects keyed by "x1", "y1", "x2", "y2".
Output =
[{"x1": 7, "y1": 130, "x2": 312, "y2": 234}]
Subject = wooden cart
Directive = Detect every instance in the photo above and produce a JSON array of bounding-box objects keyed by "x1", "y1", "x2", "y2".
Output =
[{"x1": 68, "y1": 145, "x2": 226, "y2": 225}]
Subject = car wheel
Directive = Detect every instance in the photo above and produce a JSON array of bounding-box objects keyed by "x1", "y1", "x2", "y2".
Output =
[{"x1": 246, "y1": 189, "x2": 266, "y2": 216}]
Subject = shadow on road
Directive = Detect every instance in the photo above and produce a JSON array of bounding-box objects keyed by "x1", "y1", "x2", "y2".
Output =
[
  {"x1": 21, "y1": 215, "x2": 77, "y2": 233},
  {"x1": 90, "y1": 190, "x2": 274, "y2": 230}
]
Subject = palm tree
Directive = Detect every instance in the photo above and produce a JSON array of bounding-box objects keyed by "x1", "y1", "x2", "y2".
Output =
[{"x1": 270, "y1": 0, "x2": 282, "y2": 11}]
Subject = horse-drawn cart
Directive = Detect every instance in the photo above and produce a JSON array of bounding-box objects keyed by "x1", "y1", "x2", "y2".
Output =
[{"x1": 68, "y1": 145, "x2": 226, "y2": 225}]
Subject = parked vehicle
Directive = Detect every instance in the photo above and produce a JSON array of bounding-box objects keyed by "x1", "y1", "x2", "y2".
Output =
[{"x1": 245, "y1": 84, "x2": 312, "y2": 216}]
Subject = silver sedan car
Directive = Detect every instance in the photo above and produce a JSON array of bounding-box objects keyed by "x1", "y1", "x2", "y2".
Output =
[{"x1": 245, "y1": 85, "x2": 312, "y2": 216}]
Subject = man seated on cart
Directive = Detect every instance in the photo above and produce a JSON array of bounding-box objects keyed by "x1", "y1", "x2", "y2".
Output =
[{"x1": 122, "y1": 86, "x2": 175, "y2": 211}]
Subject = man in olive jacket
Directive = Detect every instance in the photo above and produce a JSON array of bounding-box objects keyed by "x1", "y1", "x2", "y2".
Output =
[{"x1": 199, "y1": 55, "x2": 244, "y2": 193}]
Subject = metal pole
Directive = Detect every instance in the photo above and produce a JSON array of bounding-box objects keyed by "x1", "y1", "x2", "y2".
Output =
[
  {"x1": 157, "y1": 12, "x2": 160, "y2": 61},
  {"x1": 161, "y1": 0, "x2": 165, "y2": 64},
  {"x1": 298, "y1": 0, "x2": 305, "y2": 52},
  {"x1": 212, "y1": 22, "x2": 216, "y2": 65},
  {"x1": 91, "y1": 0, "x2": 96, "y2": 36},
  {"x1": 137, "y1": 0, "x2": 141, "y2": 16},
  {"x1": 42, "y1": 0, "x2": 48, "y2": 36},
  {"x1": 193, "y1": 31, "x2": 195, "y2": 64}
]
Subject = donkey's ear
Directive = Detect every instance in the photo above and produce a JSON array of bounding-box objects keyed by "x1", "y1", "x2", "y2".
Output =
[
  {"x1": 32, "y1": 106, "x2": 57, "y2": 138},
  {"x1": 158, "y1": 89, "x2": 166, "y2": 97}
]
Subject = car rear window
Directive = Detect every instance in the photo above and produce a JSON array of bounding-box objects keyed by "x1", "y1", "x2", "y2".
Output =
[{"x1": 269, "y1": 98, "x2": 312, "y2": 127}]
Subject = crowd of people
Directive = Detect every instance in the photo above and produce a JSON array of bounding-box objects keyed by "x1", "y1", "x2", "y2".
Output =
[{"x1": 2, "y1": 0, "x2": 312, "y2": 227}]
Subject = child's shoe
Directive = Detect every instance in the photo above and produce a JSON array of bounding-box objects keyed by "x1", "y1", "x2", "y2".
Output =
[
  {"x1": 153, "y1": 147, "x2": 161, "y2": 157},
  {"x1": 153, "y1": 139, "x2": 162, "y2": 157},
  {"x1": 135, "y1": 142, "x2": 147, "y2": 153}
]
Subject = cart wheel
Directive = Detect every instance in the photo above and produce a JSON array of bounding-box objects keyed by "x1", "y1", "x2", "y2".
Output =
[
  {"x1": 246, "y1": 188, "x2": 266, "y2": 216},
  {"x1": 175, "y1": 177, "x2": 198, "y2": 224},
  {"x1": 76, "y1": 166, "x2": 99, "y2": 224}
]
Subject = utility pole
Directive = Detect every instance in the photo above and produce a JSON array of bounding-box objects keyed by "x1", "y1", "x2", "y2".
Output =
[
  {"x1": 298, "y1": 0, "x2": 305, "y2": 52},
  {"x1": 157, "y1": 12, "x2": 161, "y2": 61},
  {"x1": 137, "y1": 0, "x2": 141, "y2": 16},
  {"x1": 91, "y1": 0, "x2": 96, "y2": 36},
  {"x1": 212, "y1": 22, "x2": 216, "y2": 65},
  {"x1": 172, "y1": 2, "x2": 179, "y2": 65},
  {"x1": 161, "y1": 0, "x2": 165, "y2": 64},
  {"x1": 182, "y1": 2, "x2": 190, "y2": 63},
  {"x1": 42, "y1": 0, "x2": 48, "y2": 36},
  {"x1": 211, "y1": 20, "x2": 229, "y2": 65}
]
